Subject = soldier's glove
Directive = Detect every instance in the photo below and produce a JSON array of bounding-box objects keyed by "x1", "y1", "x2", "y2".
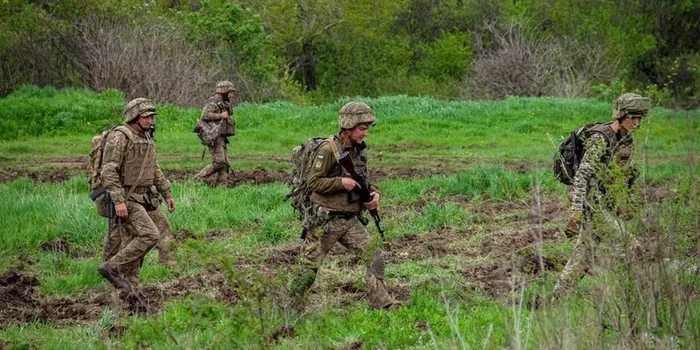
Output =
[{"x1": 564, "y1": 212, "x2": 582, "y2": 238}]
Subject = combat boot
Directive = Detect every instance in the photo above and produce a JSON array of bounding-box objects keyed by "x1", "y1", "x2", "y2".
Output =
[
  {"x1": 98, "y1": 262, "x2": 131, "y2": 291},
  {"x1": 366, "y1": 249, "x2": 397, "y2": 309}
]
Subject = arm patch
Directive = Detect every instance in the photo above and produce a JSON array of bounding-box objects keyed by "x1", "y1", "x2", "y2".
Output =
[{"x1": 313, "y1": 152, "x2": 325, "y2": 169}]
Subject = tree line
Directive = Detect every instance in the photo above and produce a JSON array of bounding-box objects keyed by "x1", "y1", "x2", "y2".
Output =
[{"x1": 1, "y1": 0, "x2": 698, "y2": 106}]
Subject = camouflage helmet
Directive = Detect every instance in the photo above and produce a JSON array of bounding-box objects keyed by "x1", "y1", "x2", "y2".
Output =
[
  {"x1": 124, "y1": 98, "x2": 156, "y2": 123},
  {"x1": 216, "y1": 81, "x2": 235, "y2": 94},
  {"x1": 338, "y1": 101, "x2": 376, "y2": 129},
  {"x1": 612, "y1": 93, "x2": 651, "y2": 120}
]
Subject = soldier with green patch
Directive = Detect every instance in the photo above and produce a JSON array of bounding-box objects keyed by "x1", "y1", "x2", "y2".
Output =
[
  {"x1": 290, "y1": 101, "x2": 396, "y2": 309},
  {"x1": 194, "y1": 81, "x2": 236, "y2": 185},
  {"x1": 552, "y1": 93, "x2": 651, "y2": 299},
  {"x1": 98, "y1": 98, "x2": 177, "y2": 292}
]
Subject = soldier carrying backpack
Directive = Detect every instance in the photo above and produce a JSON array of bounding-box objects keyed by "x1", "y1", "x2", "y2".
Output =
[
  {"x1": 288, "y1": 101, "x2": 398, "y2": 310},
  {"x1": 193, "y1": 81, "x2": 236, "y2": 185},
  {"x1": 552, "y1": 92, "x2": 651, "y2": 300},
  {"x1": 90, "y1": 98, "x2": 178, "y2": 292}
]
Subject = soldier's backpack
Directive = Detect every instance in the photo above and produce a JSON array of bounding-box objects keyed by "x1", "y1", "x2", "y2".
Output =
[
  {"x1": 87, "y1": 126, "x2": 135, "y2": 217},
  {"x1": 193, "y1": 100, "x2": 235, "y2": 146},
  {"x1": 553, "y1": 123, "x2": 616, "y2": 185},
  {"x1": 193, "y1": 119, "x2": 220, "y2": 147},
  {"x1": 286, "y1": 136, "x2": 335, "y2": 237}
]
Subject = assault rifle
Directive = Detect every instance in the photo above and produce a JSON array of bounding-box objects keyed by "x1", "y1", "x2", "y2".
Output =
[{"x1": 337, "y1": 151, "x2": 385, "y2": 239}]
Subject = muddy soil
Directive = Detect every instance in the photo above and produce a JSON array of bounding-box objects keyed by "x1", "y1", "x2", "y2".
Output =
[
  {"x1": 0, "y1": 268, "x2": 238, "y2": 328},
  {"x1": 0, "y1": 164, "x2": 458, "y2": 185}
]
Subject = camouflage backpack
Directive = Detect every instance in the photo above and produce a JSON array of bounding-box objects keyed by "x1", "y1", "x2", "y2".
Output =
[
  {"x1": 88, "y1": 126, "x2": 134, "y2": 217},
  {"x1": 553, "y1": 123, "x2": 616, "y2": 185},
  {"x1": 286, "y1": 136, "x2": 335, "y2": 237},
  {"x1": 193, "y1": 119, "x2": 221, "y2": 147}
]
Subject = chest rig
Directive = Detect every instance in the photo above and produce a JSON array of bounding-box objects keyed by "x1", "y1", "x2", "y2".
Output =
[{"x1": 115, "y1": 126, "x2": 157, "y2": 187}]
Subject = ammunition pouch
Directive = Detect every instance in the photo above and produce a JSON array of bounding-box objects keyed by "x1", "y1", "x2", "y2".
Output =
[{"x1": 144, "y1": 185, "x2": 162, "y2": 211}]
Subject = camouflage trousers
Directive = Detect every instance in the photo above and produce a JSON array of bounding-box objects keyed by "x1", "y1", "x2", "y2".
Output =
[
  {"x1": 553, "y1": 209, "x2": 635, "y2": 299},
  {"x1": 103, "y1": 202, "x2": 174, "y2": 285},
  {"x1": 292, "y1": 206, "x2": 395, "y2": 309},
  {"x1": 196, "y1": 137, "x2": 229, "y2": 184}
]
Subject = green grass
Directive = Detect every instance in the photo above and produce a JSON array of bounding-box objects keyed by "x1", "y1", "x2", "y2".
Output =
[{"x1": 1, "y1": 90, "x2": 700, "y2": 348}]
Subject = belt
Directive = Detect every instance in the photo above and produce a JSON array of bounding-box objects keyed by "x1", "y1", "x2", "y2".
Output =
[
  {"x1": 123, "y1": 185, "x2": 149, "y2": 194},
  {"x1": 328, "y1": 211, "x2": 359, "y2": 219}
]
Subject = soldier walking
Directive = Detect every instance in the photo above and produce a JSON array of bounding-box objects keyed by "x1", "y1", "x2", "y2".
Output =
[
  {"x1": 553, "y1": 93, "x2": 651, "y2": 299},
  {"x1": 194, "y1": 81, "x2": 236, "y2": 185},
  {"x1": 290, "y1": 101, "x2": 396, "y2": 309},
  {"x1": 98, "y1": 98, "x2": 177, "y2": 291}
]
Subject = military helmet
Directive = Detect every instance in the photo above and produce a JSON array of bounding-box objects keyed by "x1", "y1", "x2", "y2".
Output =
[
  {"x1": 216, "y1": 81, "x2": 235, "y2": 94},
  {"x1": 612, "y1": 93, "x2": 651, "y2": 120},
  {"x1": 124, "y1": 98, "x2": 156, "y2": 123},
  {"x1": 338, "y1": 101, "x2": 376, "y2": 129}
]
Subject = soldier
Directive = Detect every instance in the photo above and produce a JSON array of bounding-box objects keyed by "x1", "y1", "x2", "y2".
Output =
[
  {"x1": 290, "y1": 101, "x2": 396, "y2": 309},
  {"x1": 552, "y1": 93, "x2": 651, "y2": 299},
  {"x1": 194, "y1": 81, "x2": 236, "y2": 185},
  {"x1": 98, "y1": 98, "x2": 177, "y2": 292}
]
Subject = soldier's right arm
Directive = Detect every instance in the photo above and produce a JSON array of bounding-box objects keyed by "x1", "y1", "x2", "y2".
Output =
[
  {"x1": 101, "y1": 131, "x2": 128, "y2": 204},
  {"x1": 568, "y1": 133, "x2": 608, "y2": 216},
  {"x1": 200, "y1": 101, "x2": 224, "y2": 121},
  {"x1": 307, "y1": 144, "x2": 344, "y2": 194}
]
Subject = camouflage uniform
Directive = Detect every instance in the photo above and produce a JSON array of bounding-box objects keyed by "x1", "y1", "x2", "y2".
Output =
[
  {"x1": 99, "y1": 98, "x2": 174, "y2": 288},
  {"x1": 195, "y1": 81, "x2": 235, "y2": 185},
  {"x1": 553, "y1": 93, "x2": 649, "y2": 298},
  {"x1": 291, "y1": 102, "x2": 395, "y2": 309},
  {"x1": 103, "y1": 201, "x2": 176, "y2": 275}
]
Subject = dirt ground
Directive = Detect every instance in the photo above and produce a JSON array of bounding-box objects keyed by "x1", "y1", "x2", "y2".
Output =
[
  {"x1": 0, "y1": 267, "x2": 239, "y2": 328},
  {"x1": 0, "y1": 154, "x2": 679, "y2": 328},
  {"x1": 0, "y1": 159, "x2": 456, "y2": 185}
]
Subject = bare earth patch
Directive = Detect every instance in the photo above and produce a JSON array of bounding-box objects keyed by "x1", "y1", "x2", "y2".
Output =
[{"x1": 0, "y1": 268, "x2": 238, "y2": 328}]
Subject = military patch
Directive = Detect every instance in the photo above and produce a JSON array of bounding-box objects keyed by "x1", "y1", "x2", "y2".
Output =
[{"x1": 314, "y1": 153, "x2": 325, "y2": 169}]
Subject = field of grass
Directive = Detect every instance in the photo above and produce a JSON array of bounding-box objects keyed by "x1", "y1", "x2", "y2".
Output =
[{"x1": 1, "y1": 88, "x2": 699, "y2": 349}]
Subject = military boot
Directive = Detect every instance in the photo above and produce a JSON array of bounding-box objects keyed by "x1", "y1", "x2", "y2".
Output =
[
  {"x1": 98, "y1": 262, "x2": 131, "y2": 291},
  {"x1": 366, "y1": 250, "x2": 397, "y2": 309}
]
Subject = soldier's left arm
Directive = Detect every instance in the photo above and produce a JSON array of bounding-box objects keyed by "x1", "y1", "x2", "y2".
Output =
[{"x1": 153, "y1": 148, "x2": 173, "y2": 200}]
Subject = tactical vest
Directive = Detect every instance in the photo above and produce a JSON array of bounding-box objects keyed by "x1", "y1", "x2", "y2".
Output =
[
  {"x1": 310, "y1": 137, "x2": 369, "y2": 213},
  {"x1": 115, "y1": 125, "x2": 157, "y2": 187}
]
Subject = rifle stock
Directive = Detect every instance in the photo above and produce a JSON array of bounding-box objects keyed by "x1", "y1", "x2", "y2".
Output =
[{"x1": 337, "y1": 151, "x2": 385, "y2": 238}]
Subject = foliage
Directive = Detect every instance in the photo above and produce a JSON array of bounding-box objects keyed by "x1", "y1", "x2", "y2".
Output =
[
  {"x1": 0, "y1": 86, "x2": 124, "y2": 140},
  {"x1": 2, "y1": 0, "x2": 700, "y2": 103},
  {"x1": 0, "y1": 93, "x2": 699, "y2": 348}
]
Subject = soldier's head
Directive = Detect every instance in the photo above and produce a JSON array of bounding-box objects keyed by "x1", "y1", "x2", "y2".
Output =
[
  {"x1": 216, "y1": 81, "x2": 235, "y2": 101},
  {"x1": 124, "y1": 98, "x2": 156, "y2": 132},
  {"x1": 612, "y1": 93, "x2": 650, "y2": 135},
  {"x1": 338, "y1": 101, "x2": 376, "y2": 145}
]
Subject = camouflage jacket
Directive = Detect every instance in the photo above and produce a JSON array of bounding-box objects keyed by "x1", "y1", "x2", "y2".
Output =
[
  {"x1": 200, "y1": 96, "x2": 235, "y2": 138},
  {"x1": 569, "y1": 123, "x2": 634, "y2": 216},
  {"x1": 101, "y1": 124, "x2": 172, "y2": 205},
  {"x1": 308, "y1": 135, "x2": 378, "y2": 213}
]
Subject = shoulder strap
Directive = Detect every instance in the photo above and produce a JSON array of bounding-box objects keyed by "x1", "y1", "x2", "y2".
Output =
[
  {"x1": 586, "y1": 123, "x2": 617, "y2": 148},
  {"x1": 327, "y1": 135, "x2": 341, "y2": 161}
]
